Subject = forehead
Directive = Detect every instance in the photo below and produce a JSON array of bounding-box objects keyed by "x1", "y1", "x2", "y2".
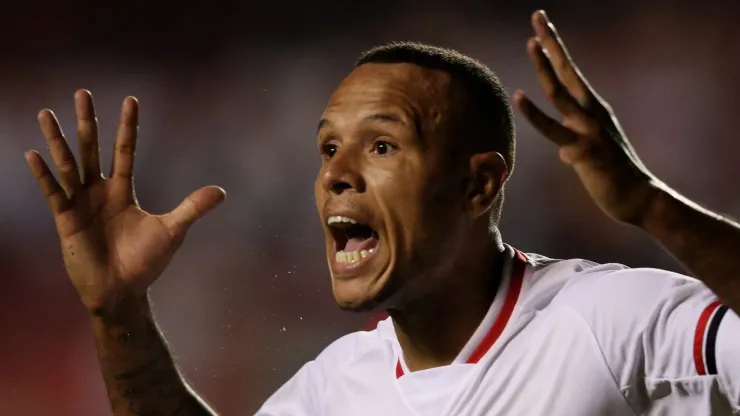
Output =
[{"x1": 322, "y1": 63, "x2": 453, "y2": 128}]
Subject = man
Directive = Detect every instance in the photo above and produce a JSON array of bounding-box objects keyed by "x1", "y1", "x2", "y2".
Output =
[{"x1": 25, "y1": 10, "x2": 740, "y2": 415}]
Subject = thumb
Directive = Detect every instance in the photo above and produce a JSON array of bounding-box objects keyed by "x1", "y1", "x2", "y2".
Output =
[{"x1": 161, "y1": 185, "x2": 226, "y2": 237}]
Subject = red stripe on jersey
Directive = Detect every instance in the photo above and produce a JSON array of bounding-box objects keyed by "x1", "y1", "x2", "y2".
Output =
[
  {"x1": 395, "y1": 249, "x2": 527, "y2": 378},
  {"x1": 467, "y1": 249, "x2": 527, "y2": 364},
  {"x1": 693, "y1": 300, "x2": 722, "y2": 376}
]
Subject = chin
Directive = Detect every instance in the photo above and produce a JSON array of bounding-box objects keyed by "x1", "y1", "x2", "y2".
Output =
[
  {"x1": 331, "y1": 268, "x2": 399, "y2": 313},
  {"x1": 327, "y1": 242, "x2": 397, "y2": 312},
  {"x1": 332, "y1": 278, "x2": 386, "y2": 312},
  {"x1": 336, "y1": 298, "x2": 381, "y2": 313}
]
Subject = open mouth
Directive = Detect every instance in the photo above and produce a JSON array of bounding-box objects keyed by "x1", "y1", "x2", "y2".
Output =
[{"x1": 327, "y1": 215, "x2": 380, "y2": 264}]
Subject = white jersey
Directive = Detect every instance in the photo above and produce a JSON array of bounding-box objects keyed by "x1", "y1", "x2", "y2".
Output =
[{"x1": 257, "y1": 245, "x2": 740, "y2": 415}]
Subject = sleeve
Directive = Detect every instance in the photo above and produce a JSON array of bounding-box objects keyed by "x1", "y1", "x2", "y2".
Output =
[
  {"x1": 256, "y1": 361, "x2": 323, "y2": 416},
  {"x1": 256, "y1": 333, "x2": 360, "y2": 416},
  {"x1": 560, "y1": 265, "x2": 740, "y2": 413}
]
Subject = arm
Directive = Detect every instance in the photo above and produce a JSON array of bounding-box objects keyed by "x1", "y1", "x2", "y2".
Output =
[
  {"x1": 640, "y1": 187, "x2": 740, "y2": 313},
  {"x1": 513, "y1": 11, "x2": 740, "y2": 311},
  {"x1": 514, "y1": 10, "x2": 740, "y2": 411},
  {"x1": 25, "y1": 91, "x2": 225, "y2": 415},
  {"x1": 92, "y1": 296, "x2": 215, "y2": 416}
]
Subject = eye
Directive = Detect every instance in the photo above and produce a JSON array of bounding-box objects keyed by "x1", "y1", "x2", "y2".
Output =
[
  {"x1": 372, "y1": 140, "x2": 396, "y2": 156},
  {"x1": 321, "y1": 143, "x2": 338, "y2": 159}
]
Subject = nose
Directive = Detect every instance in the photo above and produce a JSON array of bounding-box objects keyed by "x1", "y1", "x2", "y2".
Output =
[{"x1": 321, "y1": 150, "x2": 365, "y2": 195}]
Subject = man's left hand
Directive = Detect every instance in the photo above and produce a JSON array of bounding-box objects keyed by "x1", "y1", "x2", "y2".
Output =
[{"x1": 515, "y1": 10, "x2": 662, "y2": 226}]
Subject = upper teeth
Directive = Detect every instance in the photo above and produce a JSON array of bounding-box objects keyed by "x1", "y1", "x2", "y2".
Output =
[{"x1": 327, "y1": 216, "x2": 358, "y2": 225}]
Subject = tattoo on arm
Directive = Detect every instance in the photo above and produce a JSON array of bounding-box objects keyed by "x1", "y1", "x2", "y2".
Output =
[{"x1": 91, "y1": 298, "x2": 217, "y2": 416}]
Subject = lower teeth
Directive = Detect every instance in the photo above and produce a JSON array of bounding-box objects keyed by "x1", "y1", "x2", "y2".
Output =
[{"x1": 336, "y1": 248, "x2": 375, "y2": 264}]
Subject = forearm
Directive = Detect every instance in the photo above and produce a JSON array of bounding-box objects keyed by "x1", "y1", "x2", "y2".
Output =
[
  {"x1": 90, "y1": 295, "x2": 216, "y2": 416},
  {"x1": 640, "y1": 185, "x2": 740, "y2": 312}
]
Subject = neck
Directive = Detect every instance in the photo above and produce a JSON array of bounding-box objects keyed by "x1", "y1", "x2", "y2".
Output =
[{"x1": 388, "y1": 232, "x2": 506, "y2": 372}]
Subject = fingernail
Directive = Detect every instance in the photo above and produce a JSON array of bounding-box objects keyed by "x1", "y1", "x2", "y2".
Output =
[{"x1": 538, "y1": 10, "x2": 549, "y2": 23}]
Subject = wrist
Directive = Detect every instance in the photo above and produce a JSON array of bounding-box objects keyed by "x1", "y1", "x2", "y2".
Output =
[
  {"x1": 86, "y1": 289, "x2": 152, "y2": 324},
  {"x1": 636, "y1": 180, "x2": 676, "y2": 232}
]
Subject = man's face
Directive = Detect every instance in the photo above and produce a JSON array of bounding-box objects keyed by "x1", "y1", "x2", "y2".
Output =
[{"x1": 315, "y1": 62, "x2": 469, "y2": 311}]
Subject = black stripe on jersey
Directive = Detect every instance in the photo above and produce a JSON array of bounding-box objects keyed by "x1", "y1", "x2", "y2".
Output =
[{"x1": 705, "y1": 304, "x2": 729, "y2": 375}]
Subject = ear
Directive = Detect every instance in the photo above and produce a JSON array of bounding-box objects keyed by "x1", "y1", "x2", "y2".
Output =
[{"x1": 465, "y1": 151, "x2": 508, "y2": 219}]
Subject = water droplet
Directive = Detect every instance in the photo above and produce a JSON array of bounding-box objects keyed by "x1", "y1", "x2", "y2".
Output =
[{"x1": 280, "y1": 326, "x2": 287, "y2": 332}]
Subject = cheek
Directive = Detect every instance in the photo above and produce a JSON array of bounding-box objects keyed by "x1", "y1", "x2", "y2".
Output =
[
  {"x1": 414, "y1": 176, "x2": 464, "y2": 246},
  {"x1": 314, "y1": 178, "x2": 325, "y2": 211},
  {"x1": 377, "y1": 177, "x2": 439, "y2": 250},
  {"x1": 369, "y1": 156, "x2": 455, "y2": 238}
]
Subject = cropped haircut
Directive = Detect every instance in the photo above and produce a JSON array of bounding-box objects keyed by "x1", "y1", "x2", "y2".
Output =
[{"x1": 356, "y1": 42, "x2": 515, "y2": 224}]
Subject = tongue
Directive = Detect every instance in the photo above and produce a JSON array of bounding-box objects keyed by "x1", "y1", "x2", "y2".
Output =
[{"x1": 345, "y1": 236, "x2": 378, "y2": 252}]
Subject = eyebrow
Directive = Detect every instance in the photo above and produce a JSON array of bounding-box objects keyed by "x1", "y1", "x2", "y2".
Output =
[{"x1": 317, "y1": 113, "x2": 408, "y2": 134}]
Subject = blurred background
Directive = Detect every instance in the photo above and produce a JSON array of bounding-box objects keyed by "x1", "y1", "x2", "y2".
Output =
[{"x1": 1, "y1": 0, "x2": 739, "y2": 414}]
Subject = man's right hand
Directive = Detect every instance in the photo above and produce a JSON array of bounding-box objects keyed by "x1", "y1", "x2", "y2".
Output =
[{"x1": 26, "y1": 90, "x2": 226, "y2": 316}]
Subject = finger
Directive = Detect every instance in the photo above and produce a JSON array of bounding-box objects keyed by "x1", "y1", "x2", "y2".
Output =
[
  {"x1": 38, "y1": 109, "x2": 81, "y2": 196},
  {"x1": 110, "y1": 97, "x2": 139, "y2": 180},
  {"x1": 75, "y1": 89, "x2": 102, "y2": 184},
  {"x1": 531, "y1": 10, "x2": 594, "y2": 108},
  {"x1": 526, "y1": 37, "x2": 585, "y2": 119},
  {"x1": 160, "y1": 186, "x2": 227, "y2": 237},
  {"x1": 513, "y1": 90, "x2": 579, "y2": 146},
  {"x1": 25, "y1": 150, "x2": 71, "y2": 214}
]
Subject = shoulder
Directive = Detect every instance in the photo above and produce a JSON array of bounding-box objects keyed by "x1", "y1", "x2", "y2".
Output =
[
  {"x1": 522, "y1": 253, "x2": 722, "y2": 356},
  {"x1": 314, "y1": 317, "x2": 396, "y2": 374},
  {"x1": 258, "y1": 320, "x2": 394, "y2": 413},
  {"x1": 552, "y1": 262, "x2": 706, "y2": 318},
  {"x1": 521, "y1": 252, "x2": 704, "y2": 314}
]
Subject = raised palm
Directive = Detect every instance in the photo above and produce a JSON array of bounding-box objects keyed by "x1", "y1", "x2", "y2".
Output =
[
  {"x1": 513, "y1": 11, "x2": 658, "y2": 226},
  {"x1": 26, "y1": 90, "x2": 226, "y2": 314}
]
